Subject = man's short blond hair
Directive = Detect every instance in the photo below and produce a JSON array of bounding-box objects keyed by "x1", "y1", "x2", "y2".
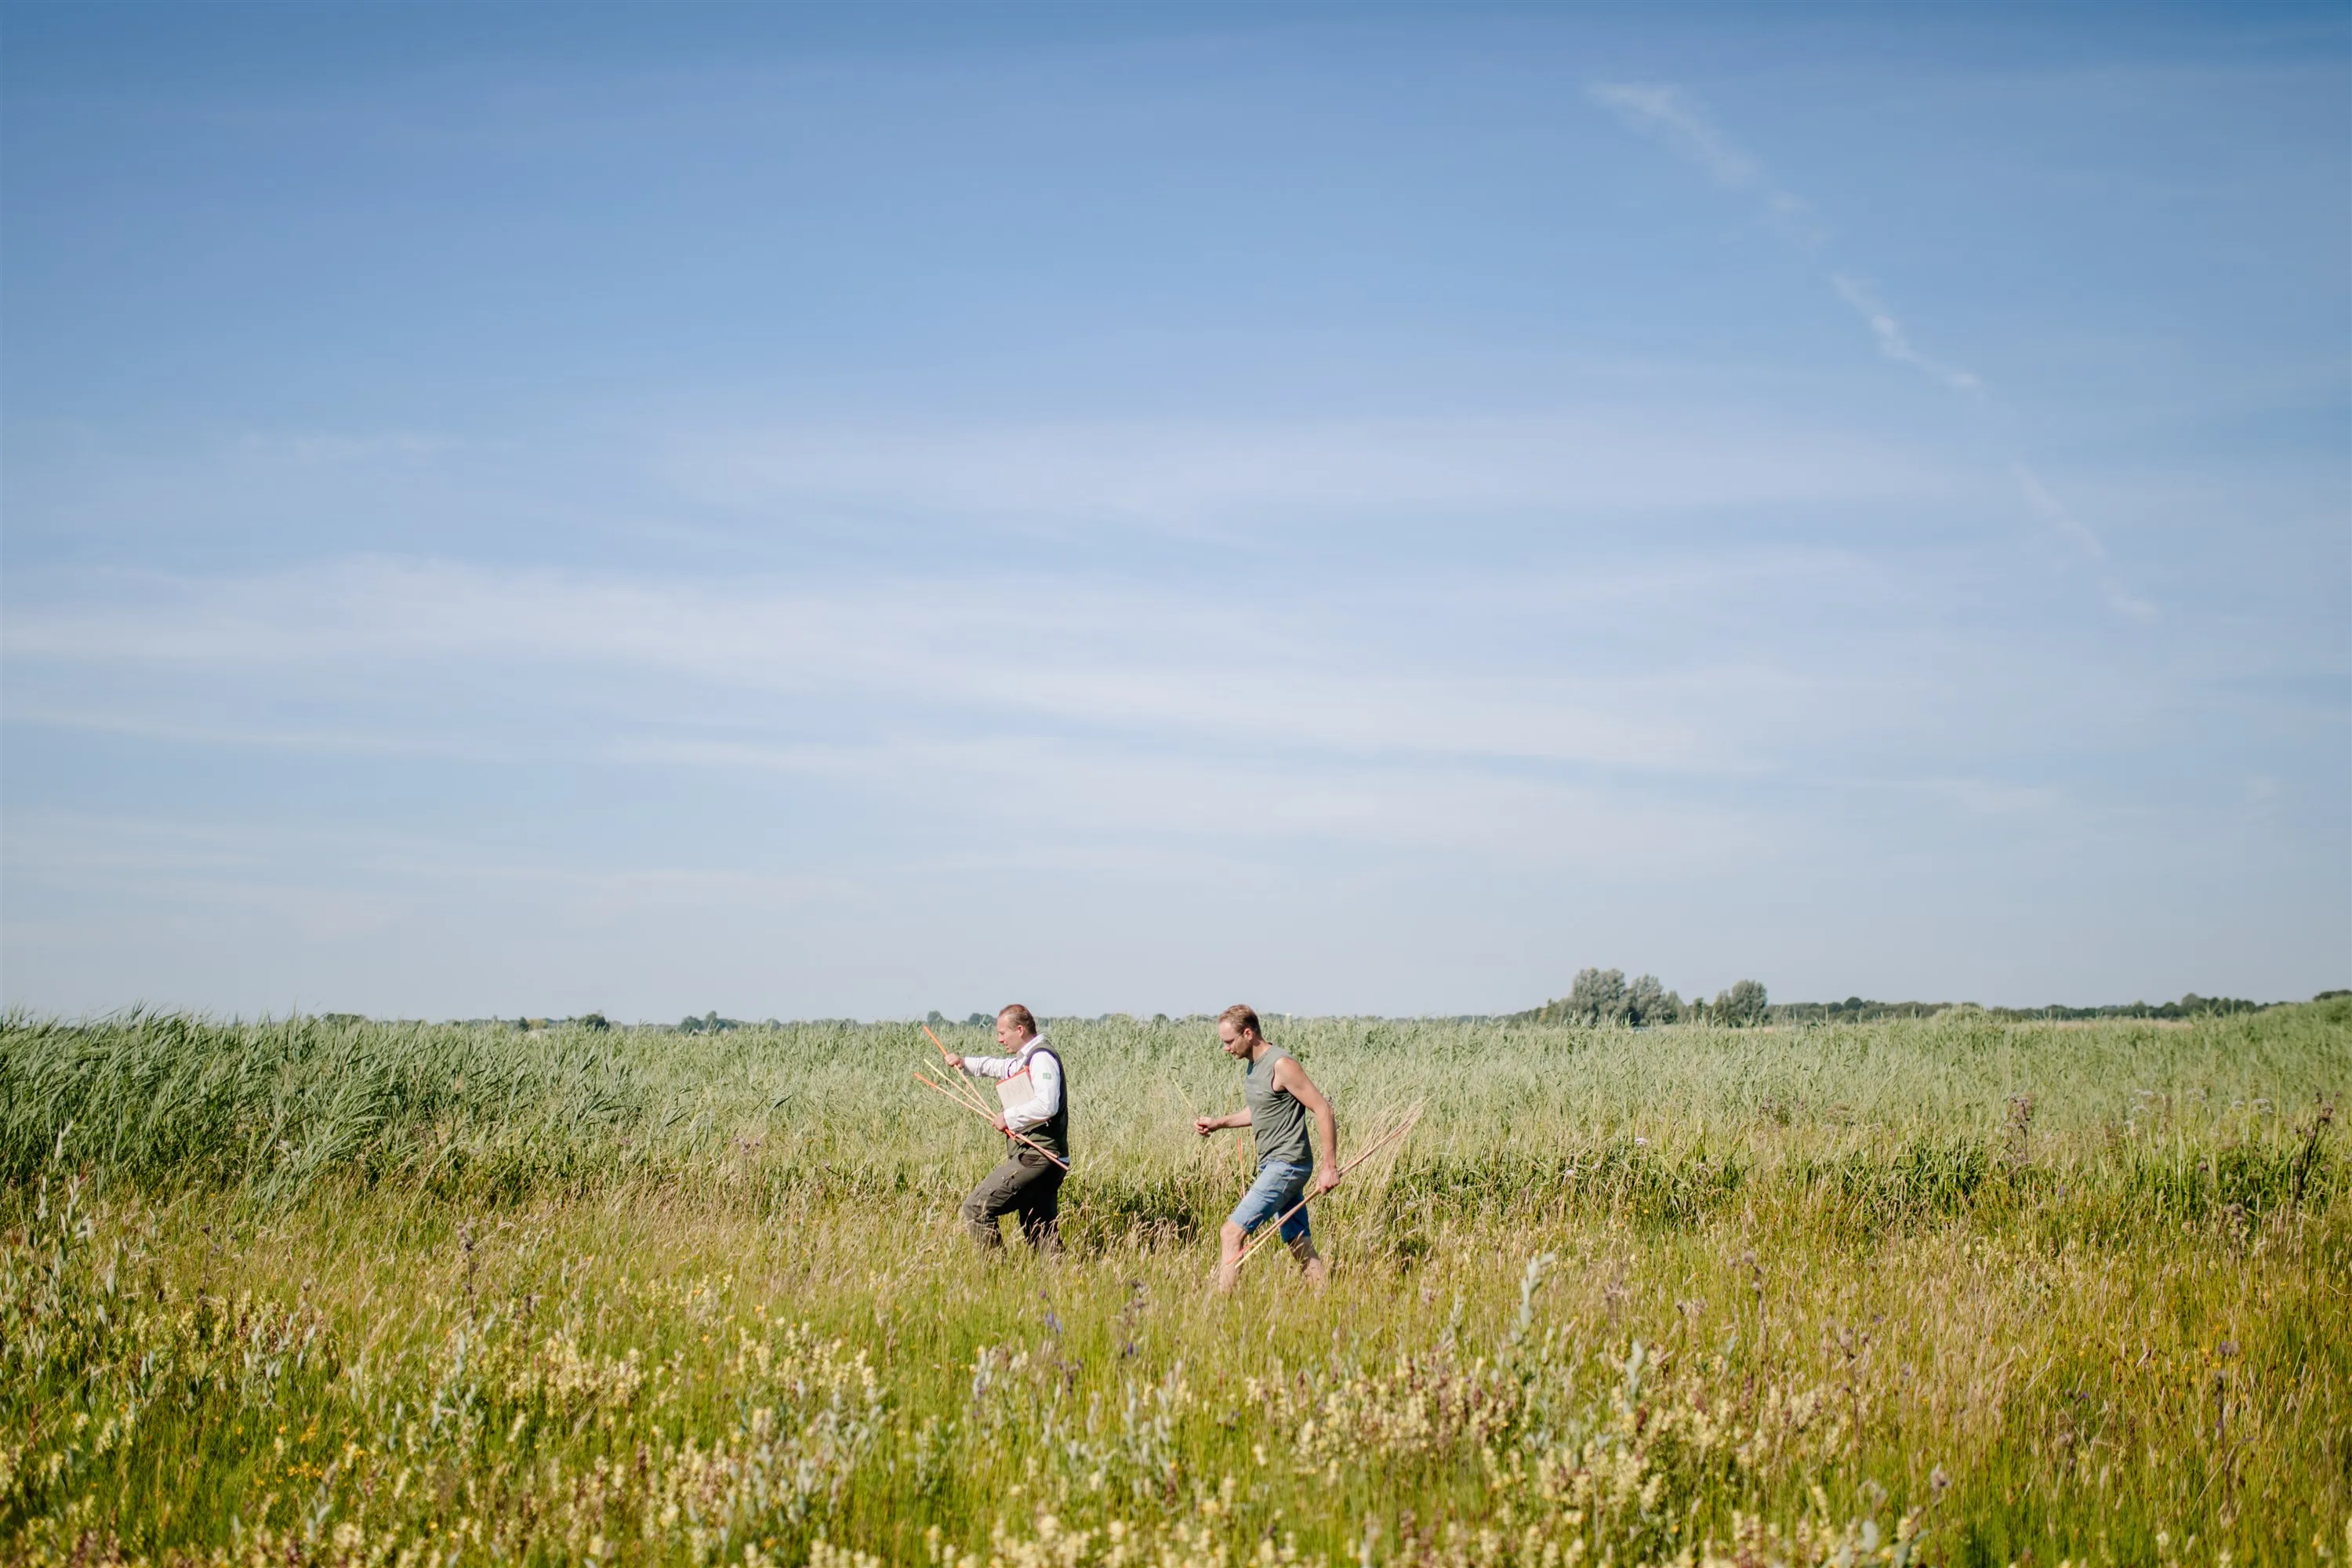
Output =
[
  {"x1": 998, "y1": 1004, "x2": 1038, "y2": 1036},
  {"x1": 1217, "y1": 1004, "x2": 1262, "y2": 1038}
]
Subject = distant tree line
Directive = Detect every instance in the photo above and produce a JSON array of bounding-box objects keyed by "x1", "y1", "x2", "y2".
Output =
[
  {"x1": 1826, "y1": 993, "x2": 2295, "y2": 1023},
  {"x1": 1769, "y1": 993, "x2": 2307, "y2": 1023},
  {"x1": 1513, "y1": 975, "x2": 2339, "y2": 1027},
  {"x1": 675, "y1": 1011, "x2": 784, "y2": 1034}
]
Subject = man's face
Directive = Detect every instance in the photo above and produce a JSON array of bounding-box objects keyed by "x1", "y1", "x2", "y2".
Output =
[
  {"x1": 1217, "y1": 1022, "x2": 1253, "y2": 1059},
  {"x1": 996, "y1": 1013, "x2": 1033, "y2": 1051}
]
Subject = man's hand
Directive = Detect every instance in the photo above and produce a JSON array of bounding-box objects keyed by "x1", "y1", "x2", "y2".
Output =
[
  {"x1": 991, "y1": 1116, "x2": 1009, "y2": 1134},
  {"x1": 944, "y1": 1052, "x2": 964, "y2": 1070},
  {"x1": 1314, "y1": 1166, "x2": 1341, "y2": 1196},
  {"x1": 1193, "y1": 1114, "x2": 1220, "y2": 1138}
]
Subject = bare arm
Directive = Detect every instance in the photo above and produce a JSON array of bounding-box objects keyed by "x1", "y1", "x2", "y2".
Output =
[
  {"x1": 1272, "y1": 1058, "x2": 1341, "y2": 1191},
  {"x1": 1194, "y1": 1108, "x2": 1252, "y2": 1136}
]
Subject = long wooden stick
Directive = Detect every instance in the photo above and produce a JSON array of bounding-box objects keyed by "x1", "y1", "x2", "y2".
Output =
[
  {"x1": 912, "y1": 1063, "x2": 1017, "y2": 1135},
  {"x1": 1234, "y1": 1105, "x2": 1422, "y2": 1271},
  {"x1": 911, "y1": 1068, "x2": 1071, "y2": 1171},
  {"x1": 921, "y1": 1061, "x2": 999, "y2": 1123},
  {"x1": 917, "y1": 1024, "x2": 1004, "y2": 1118},
  {"x1": 908, "y1": 1020, "x2": 1011, "y2": 1128}
]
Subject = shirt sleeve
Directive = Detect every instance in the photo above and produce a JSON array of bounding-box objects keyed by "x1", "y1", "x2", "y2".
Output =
[
  {"x1": 959, "y1": 1055, "x2": 1015, "y2": 1080},
  {"x1": 1002, "y1": 1047, "x2": 1062, "y2": 1135}
]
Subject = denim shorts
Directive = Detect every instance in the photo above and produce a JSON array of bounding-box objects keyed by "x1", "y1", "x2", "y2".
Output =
[{"x1": 1229, "y1": 1160, "x2": 1313, "y2": 1245}]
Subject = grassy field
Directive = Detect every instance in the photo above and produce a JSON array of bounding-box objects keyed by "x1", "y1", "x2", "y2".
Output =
[{"x1": 3, "y1": 1004, "x2": 2347, "y2": 1566}]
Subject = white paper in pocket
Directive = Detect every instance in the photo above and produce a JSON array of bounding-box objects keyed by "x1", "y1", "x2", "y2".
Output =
[{"x1": 996, "y1": 1070, "x2": 1040, "y2": 1120}]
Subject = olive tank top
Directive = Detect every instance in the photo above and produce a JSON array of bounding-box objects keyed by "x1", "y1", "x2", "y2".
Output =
[{"x1": 1244, "y1": 1046, "x2": 1313, "y2": 1169}]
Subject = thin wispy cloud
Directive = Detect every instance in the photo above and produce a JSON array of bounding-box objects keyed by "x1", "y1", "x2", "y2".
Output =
[
  {"x1": 662, "y1": 406, "x2": 1944, "y2": 524},
  {"x1": 600, "y1": 734, "x2": 1771, "y2": 869},
  {"x1": 1586, "y1": 82, "x2": 1813, "y2": 231},
  {"x1": 1588, "y1": 81, "x2": 1980, "y2": 400},
  {"x1": 2013, "y1": 463, "x2": 2159, "y2": 619},
  {"x1": 233, "y1": 430, "x2": 464, "y2": 464},
  {"x1": 2, "y1": 557, "x2": 1824, "y2": 774},
  {"x1": 1832, "y1": 276, "x2": 1984, "y2": 397},
  {"x1": 3, "y1": 551, "x2": 2187, "y2": 875},
  {"x1": 1588, "y1": 82, "x2": 2167, "y2": 620},
  {"x1": 5, "y1": 811, "x2": 875, "y2": 949},
  {"x1": 2012, "y1": 463, "x2": 2106, "y2": 561}
]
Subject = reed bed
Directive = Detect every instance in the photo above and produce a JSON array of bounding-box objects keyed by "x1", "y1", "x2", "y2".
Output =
[{"x1": 2, "y1": 1004, "x2": 2346, "y2": 1566}]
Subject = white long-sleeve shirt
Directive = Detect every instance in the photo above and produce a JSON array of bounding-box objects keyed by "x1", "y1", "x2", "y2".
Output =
[{"x1": 958, "y1": 1035, "x2": 1062, "y2": 1136}]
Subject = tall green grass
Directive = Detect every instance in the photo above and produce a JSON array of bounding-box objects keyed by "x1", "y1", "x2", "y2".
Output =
[
  {"x1": 2, "y1": 1004, "x2": 2345, "y2": 1565},
  {"x1": 6, "y1": 1005, "x2": 2342, "y2": 1220}
]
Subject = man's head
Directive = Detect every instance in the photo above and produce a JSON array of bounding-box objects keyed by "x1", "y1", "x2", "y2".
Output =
[
  {"x1": 1216, "y1": 1004, "x2": 1263, "y2": 1060},
  {"x1": 996, "y1": 1004, "x2": 1039, "y2": 1051}
]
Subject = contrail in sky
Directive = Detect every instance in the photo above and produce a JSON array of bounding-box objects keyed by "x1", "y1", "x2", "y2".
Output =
[{"x1": 1589, "y1": 78, "x2": 2153, "y2": 619}]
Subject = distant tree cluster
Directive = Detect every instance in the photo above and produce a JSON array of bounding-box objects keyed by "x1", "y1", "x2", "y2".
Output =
[
  {"x1": 676, "y1": 1011, "x2": 746, "y2": 1035},
  {"x1": 1710, "y1": 979, "x2": 1769, "y2": 1026},
  {"x1": 1518, "y1": 967, "x2": 1746, "y2": 1027}
]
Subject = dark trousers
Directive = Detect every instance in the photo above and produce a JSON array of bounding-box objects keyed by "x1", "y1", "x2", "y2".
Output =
[{"x1": 962, "y1": 1152, "x2": 1065, "y2": 1254}]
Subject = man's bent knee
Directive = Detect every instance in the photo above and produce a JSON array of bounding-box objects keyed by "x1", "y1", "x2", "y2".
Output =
[{"x1": 963, "y1": 1198, "x2": 1005, "y2": 1248}]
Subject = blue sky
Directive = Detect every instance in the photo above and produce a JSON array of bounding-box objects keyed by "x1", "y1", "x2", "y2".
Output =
[{"x1": 5, "y1": 4, "x2": 2346, "y2": 1020}]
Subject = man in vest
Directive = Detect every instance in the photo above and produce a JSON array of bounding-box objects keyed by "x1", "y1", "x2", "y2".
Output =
[
  {"x1": 1193, "y1": 1004, "x2": 1339, "y2": 1291},
  {"x1": 942, "y1": 1003, "x2": 1069, "y2": 1254}
]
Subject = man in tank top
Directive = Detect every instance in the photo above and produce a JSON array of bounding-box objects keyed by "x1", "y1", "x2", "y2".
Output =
[
  {"x1": 943, "y1": 1003, "x2": 1069, "y2": 1255},
  {"x1": 1192, "y1": 1004, "x2": 1339, "y2": 1291}
]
